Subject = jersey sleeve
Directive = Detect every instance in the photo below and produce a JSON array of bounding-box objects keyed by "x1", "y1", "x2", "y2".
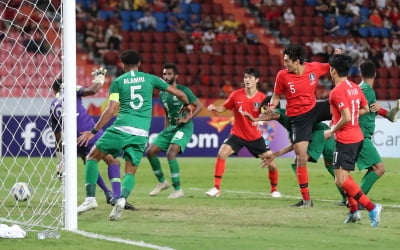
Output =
[
  {"x1": 153, "y1": 75, "x2": 170, "y2": 91},
  {"x1": 273, "y1": 70, "x2": 285, "y2": 95},
  {"x1": 223, "y1": 91, "x2": 235, "y2": 110},
  {"x1": 181, "y1": 85, "x2": 198, "y2": 104},
  {"x1": 331, "y1": 87, "x2": 347, "y2": 112}
]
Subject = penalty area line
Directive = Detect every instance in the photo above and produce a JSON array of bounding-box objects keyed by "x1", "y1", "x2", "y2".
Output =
[
  {"x1": 189, "y1": 187, "x2": 400, "y2": 209},
  {"x1": 72, "y1": 230, "x2": 175, "y2": 250}
]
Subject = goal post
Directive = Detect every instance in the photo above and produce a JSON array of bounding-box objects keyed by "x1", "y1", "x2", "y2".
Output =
[{"x1": 0, "y1": 0, "x2": 78, "y2": 232}]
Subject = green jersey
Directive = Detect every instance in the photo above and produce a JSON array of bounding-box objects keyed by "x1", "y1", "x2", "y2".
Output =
[
  {"x1": 359, "y1": 82, "x2": 377, "y2": 138},
  {"x1": 160, "y1": 84, "x2": 197, "y2": 126},
  {"x1": 109, "y1": 70, "x2": 169, "y2": 135}
]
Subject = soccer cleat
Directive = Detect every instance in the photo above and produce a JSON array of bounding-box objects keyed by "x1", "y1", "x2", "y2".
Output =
[
  {"x1": 369, "y1": 203, "x2": 383, "y2": 227},
  {"x1": 149, "y1": 181, "x2": 170, "y2": 196},
  {"x1": 271, "y1": 191, "x2": 282, "y2": 198},
  {"x1": 77, "y1": 197, "x2": 98, "y2": 214},
  {"x1": 205, "y1": 187, "x2": 221, "y2": 197},
  {"x1": 109, "y1": 198, "x2": 126, "y2": 221},
  {"x1": 168, "y1": 189, "x2": 185, "y2": 199},
  {"x1": 105, "y1": 191, "x2": 113, "y2": 204},
  {"x1": 124, "y1": 202, "x2": 137, "y2": 210},
  {"x1": 335, "y1": 200, "x2": 347, "y2": 207},
  {"x1": 290, "y1": 199, "x2": 313, "y2": 207},
  {"x1": 386, "y1": 99, "x2": 400, "y2": 122},
  {"x1": 343, "y1": 211, "x2": 361, "y2": 224}
]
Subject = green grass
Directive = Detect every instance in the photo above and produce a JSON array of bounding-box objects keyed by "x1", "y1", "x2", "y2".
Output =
[{"x1": 1, "y1": 157, "x2": 400, "y2": 250}]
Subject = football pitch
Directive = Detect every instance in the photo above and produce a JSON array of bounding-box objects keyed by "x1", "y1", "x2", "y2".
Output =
[{"x1": 2, "y1": 157, "x2": 400, "y2": 250}]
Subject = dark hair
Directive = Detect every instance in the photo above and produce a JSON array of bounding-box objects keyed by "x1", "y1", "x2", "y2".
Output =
[
  {"x1": 119, "y1": 49, "x2": 141, "y2": 65},
  {"x1": 261, "y1": 95, "x2": 281, "y2": 109},
  {"x1": 359, "y1": 60, "x2": 376, "y2": 79},
  {"x1": 283, "y1": 44, "x2": 306, "y2": 64},
  {"x1": 243, "y1": 67, "x2": 260, "y2": 78},
  {"x1": 329, "y1": 54, "x2": 352, "y2": 77},
  {"x1": 163, "y1": 63, "x2": 178, "y2": 74},
  {"x1": 52, "y1": 78, "x2": 62, "y2": 93}
]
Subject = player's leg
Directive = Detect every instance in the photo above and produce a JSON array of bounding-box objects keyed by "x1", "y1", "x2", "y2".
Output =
[
  {"x1": 78, "y1": 145, "x2": 107, "y2": 214},
  {"x1": 101, "y1": 155, "x2": 121, "y2": 201},
  {"x1": 357, "y1": 138, "x2": 385, "y2": 195},
  {"x1": 146, "y1": 142, "x2": 170, "y2": 196},
  {"x1": 292, "y1": 140, "x2": 313, "y2": 207},
  {"x1": 334, "y1": 142, "x2": 382, "y2": 227},
  {"x1": 166, "y1": 144, "x2": 184, "y2": 198},
  {"x1": 257, "y1": 145, "x2": 280, "y2": 198},
  {"x1": 205, "y1": 138, "x2": 236, "y2": 197}
]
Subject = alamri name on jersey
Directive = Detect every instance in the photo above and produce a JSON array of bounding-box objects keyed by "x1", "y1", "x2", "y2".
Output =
[{"x1": 124, "y1": 77, "x2": 145, "y2": 84}]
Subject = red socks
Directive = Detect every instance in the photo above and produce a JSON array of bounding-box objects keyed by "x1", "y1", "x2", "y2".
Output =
[
  {"x1": 342, "y1": 176, "x2": 375, "y2": 211},
  {"x1": 214, "y1": 158, "x2": 225, "y2": 190},
  {"x1": 297, "y1": 166, "x2": 310, "y2": 200},
  {"x1": 268, "y1": 168, "x2": 279, "y2": 192}
]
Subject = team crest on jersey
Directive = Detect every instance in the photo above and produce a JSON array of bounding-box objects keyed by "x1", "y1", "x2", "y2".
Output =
[
  {"x1": 253, "y1": 102, "x2": 261, "y2": 110},
  {"x1": 309, "y1": 73, "x2": 316, "y2": 81}
]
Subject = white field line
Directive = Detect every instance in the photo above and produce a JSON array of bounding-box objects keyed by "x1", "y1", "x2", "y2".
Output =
[
  {"x1": 72, "y1": 230, "x2": 175, "y2": 250},
  {"x1": 189, "y1": 187, "x2": 400, "y2": 209}
]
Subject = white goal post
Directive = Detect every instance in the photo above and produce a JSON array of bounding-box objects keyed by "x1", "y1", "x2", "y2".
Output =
[{"x1": 0, "y1": 0, "x2": 77, "y2": 232}]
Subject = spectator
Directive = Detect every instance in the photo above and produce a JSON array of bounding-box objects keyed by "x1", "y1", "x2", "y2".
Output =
[
  {"x1": 391, "y1": 19, "x2": 400, "y2": 37},
  {"x1": 388, "y1": 6, "x2": 400, "y2": 26},
  {"x1": 345, "y1": 0, "x2": 360, "y2": 17},
  {"x1": 306, "y1": 37, "x2": 326, "y2": 56},
  {"x1": 375, "y1": 0, "x2": 387, "y2": 10},
  {"x1": 236, "y1": 30, "x2": 247, "y2": 44},
  {"x1": 223, "y1": 14, "x2": 241, "y2": 30},
  {"x1": 202, "y1": 40, "x2": 213, "y2": 54},
  {"x1": 357, "y1": 38, "x2": 371, "y2": 59},
  {"x1": 166, "y1": 14, "x2": 179, "y2": 32},
  {"x1": 137, "y1": 11, "x2": 157, "y2": 31},
  {"x1": 315, "y1": 0, "x2": 330, "y2": 16},
  {"x1": 283, "y1": 7, "x2": 295, "y2": 27},
  {"x1": 246, "y1": 27, "x2": 259, "y2": 44},
  {"x1": 213, "y1": 15, "x2": 225, "y2": 32},
  {"x1": 382, "y1": 47, "x2": 397, "y2": 68},
  {"x1": 187, "y1": 13, "x2": 202, "y2": 32},
  {"x1": 265, "y1": 5, "x2": 281, "y2": 30},
  {"x1": 119, "y1": 0, "x2": 132, "y2": 10},
  {"x1": 105, "y1": 24, "x2": 121, "y2": 50},
  {"x1": 324, "y1": 16, "x2": 340, "y2": 36},
  {"x1": 133, "y1": 0, "x2": 148, "y2": 11},
  {"x1": 191, "y1": 27, "x2": 203, "y2": 42},
  {"x1": 215, "y1": 29, "x2": 229, "y2": 43},
  {"x1": 328, "y1": 0, "x2": 340, "y2": 16},
  {"x1": 367, "y1": 47, "x2": 383, "y2": 68},
  {"x1": 346, "y1": 14, "x2": 361, "y2": 36},
  {"x1": 220, "y1": 79, "x2": 234, "y2": 98},
  {"x1": 202, "y1": 28, "x2": 216, "y2": 43},
  {"x1": 369, "y1": 8, "x2": 383, "y2": 28},
  {"x1": 226, "y1": 29, "x2": 238, "y2": 43},
  {"x1": 201, "y1": 15, "x2": 214, "y2": 31},
  {"x1": 392, "y1": 38, "x2": 400, "y2": 51}
]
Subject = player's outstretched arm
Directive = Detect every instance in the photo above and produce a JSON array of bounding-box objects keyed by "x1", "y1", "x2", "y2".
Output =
[{"x1": 81, "y1": 67, "x2": 108, "y2": 96}]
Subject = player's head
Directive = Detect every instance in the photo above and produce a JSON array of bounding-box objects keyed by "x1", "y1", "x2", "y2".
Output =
[
  {"x1": 120, "y1": 50, "x2": 141, "y2": 69},
  {"x1": 329, "y1": 54, "x2": 352, "y2": 79},
  {"x1": 52, "y1": 78, "x2": 62, "y2": 94},
  {"x1": 243, "y1": 68, "x2": 260, "y2": 88},
  {"x1": 162, "y1": 63, "x2": 178, "y2": 84},
  {"x1": 359, "y1": 60, "x2": 376, "y2": 79},
  {"x1": 283, "y1": 44, "x2": 306, "y2": 71}
]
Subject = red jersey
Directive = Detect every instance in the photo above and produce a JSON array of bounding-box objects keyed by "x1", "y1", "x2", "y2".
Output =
[
  {"x1": 223, "y1": 88, "x2": 265, "y2": 141},
  {"x1": 274, "y1": 62, "x2": 330, "y2": 116},
  {"x1": 329, "y1": 80, "x2": 367, "y2": 144}
]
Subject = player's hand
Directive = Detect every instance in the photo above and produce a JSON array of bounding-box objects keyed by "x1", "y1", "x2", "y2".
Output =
[
  {"x1": 179, "y1": 103, "x2": 195, "y2": 117},
  {"x1": 78, "y1": 131, "x2": 95, "y2": 147},
  {"x1": 260, "y1": 155, "x2": 275, "y2": 168},
  {"x1": 323, "y1": 129, "x2": 332, "y2": 140},
  {"x1": 242, "y1": 111, "x2": 255, "y2": 121},
  {"x1": 92, "y1": 67, "x2": 107, "y2": 85},
  {"x1": 370, "y1": 102, "x2": 381, "y2": 112}
]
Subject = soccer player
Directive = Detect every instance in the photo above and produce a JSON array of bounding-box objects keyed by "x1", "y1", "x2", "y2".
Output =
[
  {"x1": 325, "y1": 54, "x2": 382, "y2": 227},
  {"x1": 77, "y1": 50, "x2": 192, "y2": 221},
  {"x1": 243, "y1": 98, "x2": 347, "y2": 205},
  {"x1": 356, "y1": 60, "x2": 394, "y2": 205},
  {"x1": 268, "y1": 44, "x2": 338, "y2": 207},
  {"x1": 49, "y1": 71, "x2": 135, "y2": 213},
  {"x1": 205, "y1": 68, "x2": 280, "y2": 198},
  {"x1": 145, "y1": 63, "x2": 203, "y2": 199}
]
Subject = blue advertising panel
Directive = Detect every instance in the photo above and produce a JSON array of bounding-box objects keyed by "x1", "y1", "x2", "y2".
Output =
[{"x1": 1, "y1": 116, "x2": 293, "y2": 158}]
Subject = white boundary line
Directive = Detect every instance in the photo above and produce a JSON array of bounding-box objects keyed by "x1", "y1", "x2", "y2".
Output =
[
  {"x1": 189, "y1": 187, "x2": 400, "y2": 209},
  {"x1": 72, "y1": 230, "x2": 175, "y2": 250}
]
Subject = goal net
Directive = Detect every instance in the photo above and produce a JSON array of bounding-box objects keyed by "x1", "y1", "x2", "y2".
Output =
[{"x1": 0, "y1": 0, "x2": 64, "y2": 232}]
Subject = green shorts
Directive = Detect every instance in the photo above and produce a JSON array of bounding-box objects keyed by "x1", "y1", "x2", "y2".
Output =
[
  {"x1": 308, "y1": 129, "x2": 334, "y2": 163},
  {"x1": 152, "y1": 124, "x2": 193, "y2": 153},
  {"x1": 356, "y1": 138, "x2": 381, "y2": 171},
  {"x1": 95, "y1": 127, "x2": 148, "y2": 166}
]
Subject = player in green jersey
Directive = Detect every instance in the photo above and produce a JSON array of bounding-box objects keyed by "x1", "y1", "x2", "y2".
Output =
[
  {"x1": 243, "y1": 98, "x2": 347, "y2": 205},
  {"x1": 77, "y1": 50, "x2": 192, "y2": 221},
  {"x1": 146, "y1": 63, "x2": 203, "y2": 199},
  {"x1": 356, "y1": 60, "x2": 387, "y2": 208}
]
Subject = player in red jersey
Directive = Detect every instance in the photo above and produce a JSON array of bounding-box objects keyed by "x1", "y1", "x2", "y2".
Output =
[
  {"x1": 268, "y1": 44, "x2": 335, "y2": 207},
  {"x1": 205, "y1": 68, "x2": 280, "y2": 198},
  {"x1": 324, "y1": 54, "x2": 382, "y2": 227}
]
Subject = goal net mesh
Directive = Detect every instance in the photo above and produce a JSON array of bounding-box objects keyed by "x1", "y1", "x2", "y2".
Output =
[{"x1": 0, "y1": 0, "x2": 64, "y2": 232}]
